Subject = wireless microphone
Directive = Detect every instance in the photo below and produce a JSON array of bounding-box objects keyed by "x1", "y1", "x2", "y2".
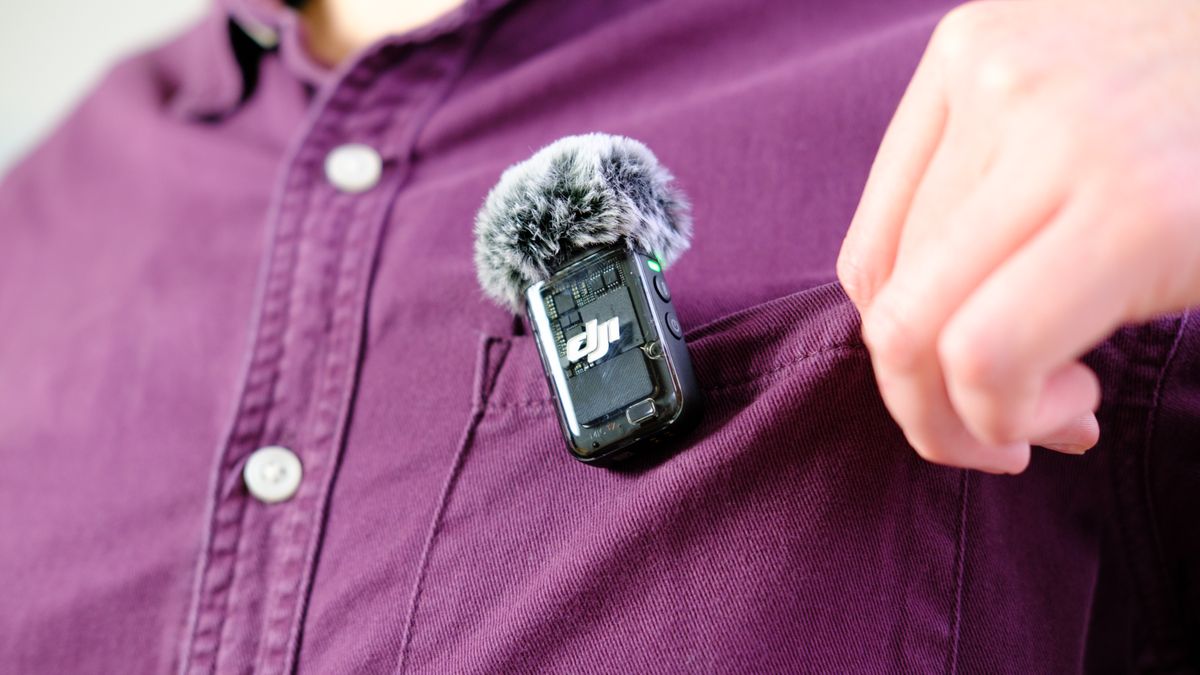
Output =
[{"x1": 474, "y1": 133, "x2": 702, "y2": 465}]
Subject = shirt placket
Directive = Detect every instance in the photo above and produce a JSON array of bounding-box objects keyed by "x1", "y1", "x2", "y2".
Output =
[{"x1": 179, "y1": 29, "x2": 479, "y2": 675}]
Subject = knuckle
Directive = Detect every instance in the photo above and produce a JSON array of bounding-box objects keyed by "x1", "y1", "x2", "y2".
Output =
[
  {"x1": 938, "y1": 329, "x2": 1028, "y2": 445},
  {"x1": 836, "y1": 253, "x2": 874, "y2": 305},
  {"x1": 932, "y1": 1, "x2": 999, "y2": 61},
  {"x1": 862, "y1": 300, "x2": 924, "y2": 371},
  {"x1": 974, "y1": 50, "x2": 1039, "y2": 101},
  {"x1": 932, "y1": 5, "x2": 981, "y2": 57},
  {"x1": 933, "y1": 2, "x2": 1039, "y2": 103},
  {"x1": 937, "y1": 322, "x2": 1005, "y2": 392}
]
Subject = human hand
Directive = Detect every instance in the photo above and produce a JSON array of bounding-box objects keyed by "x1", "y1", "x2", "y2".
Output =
[{"x1": 836, "y1": 0, "x2": 1200, "y2": 473}]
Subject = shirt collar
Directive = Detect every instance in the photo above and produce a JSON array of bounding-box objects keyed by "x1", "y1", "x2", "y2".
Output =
[{"x1": 173, "y1": 0, "x2": 514, "y2": 121}]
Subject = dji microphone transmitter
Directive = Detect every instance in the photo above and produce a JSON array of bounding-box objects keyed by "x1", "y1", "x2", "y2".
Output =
[
  {"x1": 526, "y1": 245, "x2": 700, "y2": 464},
  {"x1": 474, "y1": 134, "x2": 702, "y2": 465}
]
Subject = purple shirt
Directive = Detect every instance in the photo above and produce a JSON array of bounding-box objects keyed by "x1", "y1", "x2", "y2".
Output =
[{"x1": 2, "y1": 0, "x2": 1198, "y2": 671}]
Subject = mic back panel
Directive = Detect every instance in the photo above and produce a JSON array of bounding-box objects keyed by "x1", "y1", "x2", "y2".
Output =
[
  {"x1": 526, "y1": 245, "x2": 700, "y2": 464},
  {"x1": 542, "y1": 254, "x2": 655, "y2": 424}
]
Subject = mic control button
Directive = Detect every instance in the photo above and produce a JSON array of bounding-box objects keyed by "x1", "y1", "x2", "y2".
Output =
[
  {"x1": 666, "y1": 312, "x2": 683, "y2": 340},
  {"x1": 653, "y1": 275, "x2": 671, "y2": 303},
  {"x1": 626, "y1": 398, "x2": 657, "y2": 425}
]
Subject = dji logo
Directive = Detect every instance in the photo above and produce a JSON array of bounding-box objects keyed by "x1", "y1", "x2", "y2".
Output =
[{"x1": 566, "y1": 317, "x2": 620, "y2": 364}]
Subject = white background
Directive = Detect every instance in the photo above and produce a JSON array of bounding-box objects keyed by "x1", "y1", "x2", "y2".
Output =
[{"x1": 0, "y1": 0, "x2": 207, "y2": 173}]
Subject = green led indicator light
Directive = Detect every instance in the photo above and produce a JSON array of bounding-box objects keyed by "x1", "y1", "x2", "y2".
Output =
[{"x1": 647, "y1": 258, "x2": 662, "y2": 273}]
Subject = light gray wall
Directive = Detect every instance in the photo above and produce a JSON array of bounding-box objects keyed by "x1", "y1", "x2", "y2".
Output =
[{"x1": 0, "y1": 0, "x2": 207, "y2": 173}]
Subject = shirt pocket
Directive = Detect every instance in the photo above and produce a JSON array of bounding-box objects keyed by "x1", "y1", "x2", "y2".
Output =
[{"x1": 401, "y1": 282, "x2": 968, "y2": 674}]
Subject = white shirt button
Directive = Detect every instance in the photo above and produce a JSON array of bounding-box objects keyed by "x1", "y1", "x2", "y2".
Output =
[
  {"x1": 243, "y1": 446, "x2": 303, "y2": 504},
  {"x1": 324, "y1": 143, "x2": 382, "y2": 193}
]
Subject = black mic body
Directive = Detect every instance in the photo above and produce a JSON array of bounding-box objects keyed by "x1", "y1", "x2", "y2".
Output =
[{"x1": 474, "y1": 134, "x2": 702, "y2": 465}]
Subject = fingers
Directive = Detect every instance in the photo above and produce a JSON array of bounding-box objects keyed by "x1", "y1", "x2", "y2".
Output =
[
  {"x1": 845, "y1": 0, "x2": 1200, "y2": 473},
  {"x1": 873, "y1": 131, "x2": 1066, "y2": 328},
  {"x1": 1037, "y1": 415, "x2": 1101, "y2": 457},
  {"x1": 863, "y1": 139, "x2": 1083, "y2": 456},
  {"x1": 937, "y1": 195, "x2": 1136, "y2": 449},
  {"x1": 837, "y1": 50, "x2": 947, "y2": 311},
  {"x1": 861, "y1": 125, "x2": 1057, "y2": 472},
  {"x1": 867, "y1": 302, "x2": 1030, "y2": 473},
  {"x1": 1028, "y1": 361, "x2": 1101, "y2": 454},
  {"x1": 865, "y1": 137, "x2": 1061, "y2": 365}
]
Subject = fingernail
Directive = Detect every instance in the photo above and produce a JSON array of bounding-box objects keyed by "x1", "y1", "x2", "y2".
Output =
[
  {"x1": 1035, "y1": 411, "x2": 1100, "y2": 456},
  {"x1": 1040, "y1": 441, "x2": 1091, "y2": 455}
]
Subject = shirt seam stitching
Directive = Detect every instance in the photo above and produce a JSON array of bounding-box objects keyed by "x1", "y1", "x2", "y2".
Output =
[
  {"x1": 945, "y1": 469, "x2": 969, "y2": 675},
  {"x1": 258, "y1": 180, "x2": 378, "y2": 672},
  {"x1": 396, "y1": 336, "x2": 511, "y2": 672},
  {"x1": 1140, "y1": 309, "x2": 1190, "y2": 664},
  {"x1": 484, "y1": 341, "x2": 865, "y2": 412},
  {"x1": 179, "y1": 161, "x2": 314, "y2": 674},
  {"x1": 280, "y1": 28, "x2": 490, "y2": 672}
]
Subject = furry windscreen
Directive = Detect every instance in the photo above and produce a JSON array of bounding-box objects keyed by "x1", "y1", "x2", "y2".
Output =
[{"x1": 473, "y1": 133, "x2": 693, "y2": 312}]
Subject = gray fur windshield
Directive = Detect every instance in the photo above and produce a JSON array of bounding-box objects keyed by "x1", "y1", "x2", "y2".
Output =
[{"x1": 473, "y1": 133, "x2": 693, "y2": 313}]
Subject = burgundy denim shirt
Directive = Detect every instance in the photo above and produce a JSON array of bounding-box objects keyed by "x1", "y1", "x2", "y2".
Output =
[{"x1": 2, "y1": 0, "x2": 1199, "y2": 672}]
